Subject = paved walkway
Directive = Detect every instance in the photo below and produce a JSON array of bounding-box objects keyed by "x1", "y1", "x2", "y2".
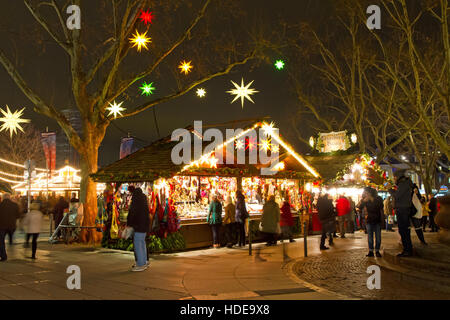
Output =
[{"x1": 0, "y1": 226, "x2": 448, "y2": 300}]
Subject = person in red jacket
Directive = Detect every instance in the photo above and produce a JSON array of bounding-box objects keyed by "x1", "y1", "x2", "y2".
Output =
[
  {"x1": 280, "y1": 200, "x2": 295, "y2": 243},
  {"x1": 336, "y1": 195, "x2": 351, "y2": 238}
]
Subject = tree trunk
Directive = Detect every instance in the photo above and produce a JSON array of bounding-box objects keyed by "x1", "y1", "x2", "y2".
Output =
[{"x1": 79, "y1": 139, "x2": 103, "y2": 244}]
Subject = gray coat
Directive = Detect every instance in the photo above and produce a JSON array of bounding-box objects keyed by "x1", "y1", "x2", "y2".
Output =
[{"x1": 261, "y1": 200, "x2": 280, "y2": 234}]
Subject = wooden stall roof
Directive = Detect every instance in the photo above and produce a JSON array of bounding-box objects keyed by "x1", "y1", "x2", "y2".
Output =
[{"x1": 92, "y1": 121, "x2": 320, "y2": 183}]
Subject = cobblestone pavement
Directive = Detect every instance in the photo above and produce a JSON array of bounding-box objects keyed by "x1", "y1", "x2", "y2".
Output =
[{"x1": 290, "y1": 232, "x2": 450, "y2": 300}]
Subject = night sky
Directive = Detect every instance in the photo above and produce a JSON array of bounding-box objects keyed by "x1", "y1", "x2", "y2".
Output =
[{"x1": 0, "y1": 0, "x2": 334, "y2": 167}]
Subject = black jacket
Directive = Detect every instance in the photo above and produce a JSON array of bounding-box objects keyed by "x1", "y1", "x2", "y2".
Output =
[
  {"x1": 0, "y1": 199, "x2": 21, "y2": 230},
  {"x1": 53, "y1": 198, "x2": 69, "y2": 220},
  {"x1": 392, "y1": 176, "x2": 413, "y2": 208},
  {"x1": 126, "y1": 188, "x2": 150, "y2": 233},
  {"x1": 317, "y1": 196, "x2": 335, "y2": 222},
  {"x1": 359, "y1": 196, "x2": 384, "y2": 224}
]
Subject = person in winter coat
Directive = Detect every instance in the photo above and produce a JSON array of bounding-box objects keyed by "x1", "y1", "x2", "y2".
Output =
[
  {"x1": 336, "y1": 195, "x2": 351, "y2": 238},
  {"x1": 411, "y1": 185, "x2": 427, "y2": 245},
  {"x1": 52, "y1": 197, "x2": 69, "y2": 237},
  {"x1": 127, "y1": 187, "x2": 150, "y2": 272},
  {"x1": 428, "y1": 194, "x2": 439, "y2": 232},
  {"x1": 384, "y1": 196, "x2": 395, "y2": 231},
  {"x1": 23, "y1": 202, "x2": 43, "y2": 259},
  {"x1": 261, "y1": 195, "x2": 280, "y2": 246},
  {"x1": 280, "y1": 200, "x2": 295, "y2": 243},
  {"x1": 390, "y1": 170, "x2": 414, "y2": 257},
  {"x1": 223, "y1": 196, "x2": 236, "y2": 248},
  {"x1": 317, "y1": 193, "x2": 335, "y2": 250},
  {"x1": 208, "y1": 194, "x2": 223, "y2": 248},
  {"x1": 0, "y1": 193, "x2": 21, "y2": 261},
  {"x1": 359, "y1": 187, "x2": 384, "y2": 257},
  {"x1": 235, "y1": 190, "x2": 248, "y2": 247},
  {"x1": 421, "y1": 197, "x2": 429, "y2": 231}
]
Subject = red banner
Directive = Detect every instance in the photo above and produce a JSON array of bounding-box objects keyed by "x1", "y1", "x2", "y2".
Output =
[{"x1": 41, "y1": 132, "x2": 56, "y2": 171}]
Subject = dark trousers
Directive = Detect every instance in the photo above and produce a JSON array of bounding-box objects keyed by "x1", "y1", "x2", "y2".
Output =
[
  {"x1": 367, "y1": 223, "x2": 381, "y2": 251},
  {"x1": 26, "y1": 233, "x2": 39, "y2": 258},
  {"x1": 262, "y1": 232, "x2": 277, "y2": 245},
  {"x1": 429, "y1": 213, "x2": 438, "y2": 232},
  {"x1": 421, "y1": 216, "x2": 428, "y2": 230},
  {"x1": 396, "y1": 208, "x2": 413, "y2": 254},
  {"x1": 6, "y1": 229, "x2": 15, "y2": 244},
  {"x1": 237, "y1": 222, "x2": 246, "y2": 246},
  {"x1": 210, "y1": 224, "x2": 221, "y2": 245},
  {"x1": 411, "y1": 217, "x2": 426, "y2": 243},
  {"x1": 0, "y1": 229, "x2": 7, "y2": 260},
  {"x1": 320, "y1": 231, "x2": 333, "y2": 248},
  {"x1": 224, "y1": 223, "x2": 237, "y2": 246}
]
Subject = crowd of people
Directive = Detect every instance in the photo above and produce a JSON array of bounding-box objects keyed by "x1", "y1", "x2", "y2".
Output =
[
  {"x1": 316, "y1": 169, "x2": 440, "y2": 257},
  {"x1": 0, "y1": 192, "x2": 80, "y2": 262}
]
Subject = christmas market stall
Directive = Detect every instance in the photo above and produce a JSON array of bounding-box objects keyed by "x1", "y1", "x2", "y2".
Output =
[
  {"x1": 304, "y1": 131, "x2": 392, "y2": 232},
  {"x1": 91, "y1": 121, "x2": 321, "y2": 251}
]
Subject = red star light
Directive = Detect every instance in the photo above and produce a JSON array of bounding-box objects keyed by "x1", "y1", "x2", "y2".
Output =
[
  {"x1": 139, "y1": 10, "x2": 154, "y2": 25},
  {"x1": 245, "y1": 137, "x2": 257, "y2": 150}
]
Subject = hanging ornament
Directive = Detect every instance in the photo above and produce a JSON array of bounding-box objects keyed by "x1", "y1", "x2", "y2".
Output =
[
  {"x1": 178, "y1": 60, "x2": 193, "y2": 75},
  {"x1": 106, "y1": 101, "x2": 125, "y2": 118},
  {"x1": 259, "y1": 138, "x2": 272, "y2": 152},
  {"x1": 129, "y1": 30, "x2": 151, "y2": 51},
  {"x1": 196, "y1": 88, "x2": 206, "y2": 98},
  {"x1": 227, "y1": 78, "x2": 259, "y2": 108},
  {"x1": 274, "y1": 59, "x2": 285, "y2": 70},
  {"x1": 139, "y1": 9, "x2": 154, "y2": 25},
  {"x1": 271, "y1": 144, "x2": 280, "y2": 153},
  {"x1": 245, "y1": 136, "x2": 257, "y2": 150},
  {"x1": 139, "y1": 81, "x2": 155, "y2": 96},
  {"x1": 235, "y1": 139, "x2": 244, "y2": 150},
  {"x1": 0, "y1": 105, "x2": 30, "y2": 137}
]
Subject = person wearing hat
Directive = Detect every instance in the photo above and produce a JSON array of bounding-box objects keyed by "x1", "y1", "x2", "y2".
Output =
[{"x1": 390, "y1": 169, "x2": 414, "y2": 257}]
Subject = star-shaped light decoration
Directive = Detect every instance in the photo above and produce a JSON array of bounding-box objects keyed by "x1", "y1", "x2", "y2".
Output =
[
  {"x1": 139, "y1": 81, "x2": 155, "y2": 96},
  {"x1": 178, "y1": 60, "x2": 193, "y2": 75},
  {"x1": 245, "y1": 136, "x2": 257, "y2": 150},
  {"x1": 196, "y1": 88, "x2": 206, "y2": 98},
  {"x1": 262, "y1": 121, "x2": 276, "y2": 137},
  {"x1": 227, "y1": 78, "x2": 259, "y2": 108},
  {"x1": 129, "y1": 30, "x2": 151, "y2": 51},
  {"x1": 106, "y1": 101, "x2": 125, "y2": 119},
  {"x1": 0, "y1": 105, "x2": 30, "y2": 137},
  {"x1": 139, "y1": 9, "x2": 154, "y2": 25},
  {"x1": 271, "y1": 144, "x2": 280, "y2": 153},
  {"x1": 259, "y1": 138, "x2": 272, "y2": 152},
  {"x1": 274, "y1": 59, "x2": 285, "y2": 70},
  {"x1": 235, "y1": 139, "x2": 244, "y2": 150}
]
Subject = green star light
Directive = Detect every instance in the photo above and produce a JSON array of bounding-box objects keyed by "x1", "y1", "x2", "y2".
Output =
[
  {"x1": 139, "y1": 81, "x2": 155, "y2": 96},
  {"x1": 274, "y1": 60, "x2": 285, "y2": 70}
]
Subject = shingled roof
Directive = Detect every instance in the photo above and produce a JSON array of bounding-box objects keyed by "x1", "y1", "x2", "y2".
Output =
[
  {"x1": 304, "y1": 154, "x2": 358, "y2": 182},
  {"x1": 92, "y1": 121, "x2": 320, "y2": 183}
]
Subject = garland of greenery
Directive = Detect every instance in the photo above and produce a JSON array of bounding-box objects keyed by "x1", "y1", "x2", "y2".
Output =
[{"x1": 102, "y1": 231, "x2": 186, "y2": 253}]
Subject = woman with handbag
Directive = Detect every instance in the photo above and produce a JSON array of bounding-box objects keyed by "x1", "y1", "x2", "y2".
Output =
[
  {"x1": 260, "y1": 195, "x2": 281, "y2": 246},
  {"x1": 235, "y1": 190, "x2": 249, "y2": 247}
]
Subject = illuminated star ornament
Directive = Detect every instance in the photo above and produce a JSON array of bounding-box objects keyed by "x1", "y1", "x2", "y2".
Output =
[
  {"x1": 274, "y1": 59, "x2": 285, "y2": 70},
  {"x1": 106, "y1": 101, "x2": 125, "y2": 118},
  {"x1": 227, "y1": 78, "x2": 259, "y2": 108},
  {"x1": 140, "y1": 81, "x2": 155, "y2": 96},
  {"x1": 235, "y1": 139, "x2": 244, "y2": 150},
  {"x1": 196, "y1": 88, "x2": 206, "y2": 98},
  {"x1": 245, "y1": 137, "x2": 257, "y2": 150},
  {"x1": 259, "y1": 138, "x2": 272, "y2": 152},
  {"x1": 0, "y1": 105, "x2": 30, "y2": 137},
  {"x1": 179, "y1": 60, "x2": 193, "y2": 75},
  {"x1": 129, "y1": 30, "x2": 151, "y2": 51},
  {"x1": 139, "y1": 9, "x2": 154, "y2": 25}
]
